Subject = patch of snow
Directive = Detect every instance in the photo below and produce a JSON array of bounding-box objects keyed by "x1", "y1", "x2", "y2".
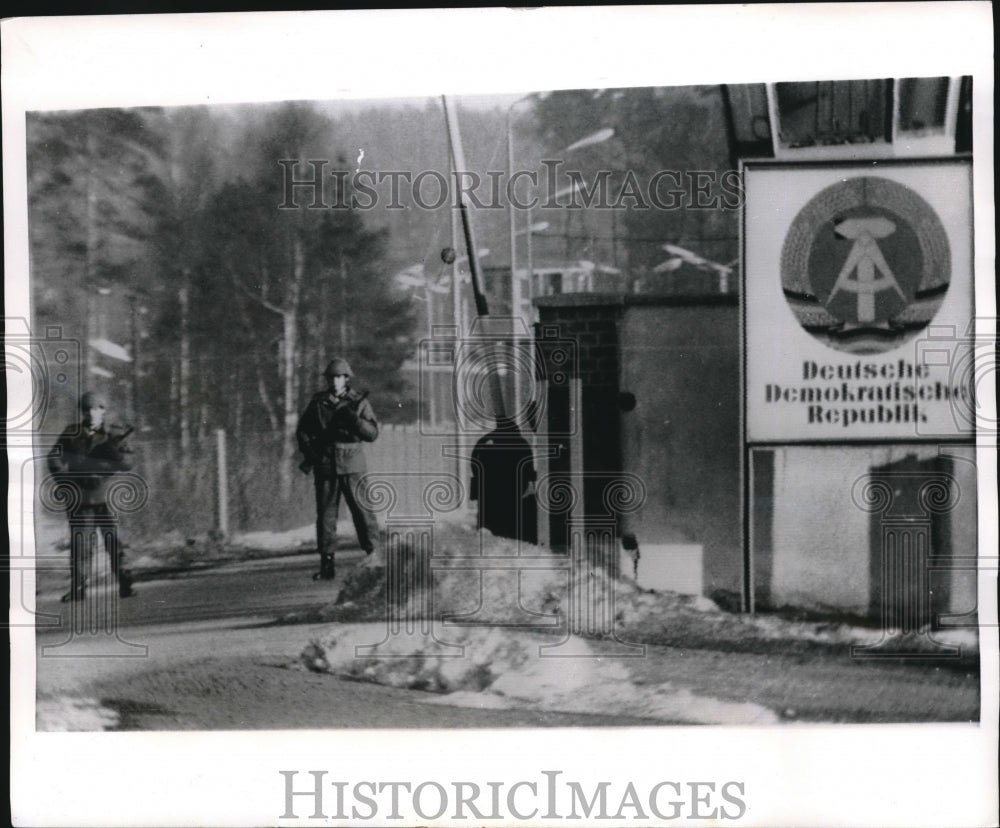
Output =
[
  {"x1": 302, "y1": 522, "x2": 979, "y2": 723},
  {"x1": 36, "y1": 697, "x2": 119, "y2": 731},
  {"x1": 490, "y1": 640, "x2": 629, "y2": 698},
  {"x1": 422, "y1": 691, "x2": 513, "y2": 710},
  {"x1": 687, "y1": 595, "x2": 720, "y2": 613},
  {"x1": 934, "y1": 628, "x2": 979, "y2": 648},
  {"x1": 425, "y1": 682, "x2": 776, "y2": 725},
  {"x1": 124, "y1": 552, "x2": 164, "y2": 569},
  {"x1": 634, "y1": 686, "x2": 777, "y2": 726},
  {"x1": 138, "y1": 530, "x2": 188, "y2": 550},
  {"x1": 307, "y1": 623, "x2": 779, "y2": 726},
  {"x1": 231, "y1": 524, "x2": 314, "y2": 551},
  {"x1": 319, "y1": 522, "x2": 981, "y2": 656}
]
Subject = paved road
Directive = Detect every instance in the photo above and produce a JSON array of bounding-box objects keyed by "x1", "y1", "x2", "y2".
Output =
[
  {"x1": 32, "y1": 548, "x2": 682, "y2": 729},
  {"x1": 33, "y1": 548, "x2": 356, "y2": 632},
  {"x1": 30, "y1": 548, "x2": 981, "y2": 730}
]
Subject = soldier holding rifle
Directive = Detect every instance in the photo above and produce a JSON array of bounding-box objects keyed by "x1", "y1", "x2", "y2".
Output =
[
  {"x1": 296, "y1": 357, "x2": 381, "y2": 580},
  {"x1": 47, "y1": 391, "x2": 136, "y2": 602}
]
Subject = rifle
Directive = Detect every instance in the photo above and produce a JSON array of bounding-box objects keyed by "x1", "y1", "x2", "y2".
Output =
[
  {"x1": 333, "y1": 389, "x2": 369, "y2": 412},
  {"x1": 111, "y1": 425, "x2": 135, "y2": 444},
  {"x1": 86, "y1": 424, "x2": 134, "y2": 468},
  {"x1": 300, "y1": 392, "x2": 371, "y2": 474}
]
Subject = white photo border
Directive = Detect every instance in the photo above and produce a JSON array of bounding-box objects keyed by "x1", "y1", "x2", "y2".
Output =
[{"x1": 5, "y1": 5, "x2": 996, "y2": 827}]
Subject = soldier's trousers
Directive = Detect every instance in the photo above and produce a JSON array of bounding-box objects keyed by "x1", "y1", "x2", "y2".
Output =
[
  {"x1": 67, "y1": 505, "x2": 128, "y2": 595},
  {"x1": 314, "y1": 473, "x2": 380, "y2": 568}
]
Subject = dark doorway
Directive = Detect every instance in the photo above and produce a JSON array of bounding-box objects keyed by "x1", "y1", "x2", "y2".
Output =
[
  {"x1": 470, "y1": 422, "x2": 538, "y2": 545},
  {"x1": 867, "y1": 454, "x2": 953, "y2": 629}
]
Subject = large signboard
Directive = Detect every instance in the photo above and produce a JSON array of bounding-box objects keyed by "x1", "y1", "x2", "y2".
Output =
[{"x1": 743, "y1": 159, "x2": 974, "y2": 443}]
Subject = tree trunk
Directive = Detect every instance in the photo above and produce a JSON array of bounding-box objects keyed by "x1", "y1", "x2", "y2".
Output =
[
  {"x1": 278, "y1": 232, "x2": 304, "y2": 499},
  {"x1": 339, "y1": 253, "x2": 348, "y2": 351},
  {"x1": 178, "y1": 276, "x2": 191, "y2": 459},
  {"x1": 255, "y1": 365, "x2": 279, "y2": 431},
  {"x1": 83, "y1": 131, "x2": 98, "y2": 384},
  {"x1": 233, "y1": 363, "x2": 244, "y2": 434},
  {"x1": 129, "y1": 295, "x2": 140, "y2": 427}
]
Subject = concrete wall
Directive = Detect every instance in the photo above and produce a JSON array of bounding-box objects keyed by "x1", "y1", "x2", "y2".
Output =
[
  {"x1": 754, "y1": 443, "x2": 977, "y2": 619},
  {"x1": 618, "y1": 299, "x2": 742, "y2": 599}
]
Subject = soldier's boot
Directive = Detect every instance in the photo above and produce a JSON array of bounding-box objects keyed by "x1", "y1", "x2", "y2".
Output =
[
  {"x1": 118, "y1": 569, "x2": 136, "y2": 599},
  {"x1": 59, "y1": 544, "x2": 90, "y2": 604},
  {"x1": 312, "y1": 555, "x2": 336, "y2": 581},
  {"x1": 60, "y1": 585, "x2": 86, "y2": 603},
  {"x1": 109, "y1": 545, "x2": 136, "y2": 598},
  {"x1": 62, "y1": 554, "x2": 87, "y2": 602}
]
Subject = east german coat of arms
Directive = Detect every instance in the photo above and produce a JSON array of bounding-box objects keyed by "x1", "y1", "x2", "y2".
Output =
[{"x1": 781, "y1": 176, "x2": 951, "y2": 354}]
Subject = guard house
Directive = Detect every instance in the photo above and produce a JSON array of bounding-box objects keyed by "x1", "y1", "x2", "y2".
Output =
[
  {"x1": 534, "y1": 293, "x2": 741, "y2": 603},
  {"x1": 532, "y1": 77, "x2": 978, "y2": 625}
]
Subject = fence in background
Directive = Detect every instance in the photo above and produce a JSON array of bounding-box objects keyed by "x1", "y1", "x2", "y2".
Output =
[{"x1": 35, "y1": 424, "x2": 484, "y2": 544}]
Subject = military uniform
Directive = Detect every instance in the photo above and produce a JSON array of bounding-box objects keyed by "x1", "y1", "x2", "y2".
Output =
[
  {"x1": 47, "y1": 392, "x2": 135, "y2": 601},
  {"x1": 296, "y1": 358, "x2": 380, "y2": 580}
]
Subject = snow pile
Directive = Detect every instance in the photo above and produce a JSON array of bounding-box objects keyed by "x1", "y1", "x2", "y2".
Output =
[
  {"x1": 743, "y1": 613, "x2": 980, "y2": 651},
  {"x1": 230, "y1": 524, "x2": 314, "y2": 551},
  {"x1": 320, "y1": 520, "x2": 980, "y2": 659},
  {"x1": 331, "y1": 522, "x2": 596, "y2": 626},
  {"x1": 305, "y1": 624, "x2": 534, "y2": 693},
  {"x1": 36, "y1": 696, "x2": 120, "y2": 731},
  {"x1": 124, "y1": 524, "x2": 316, "y2": 572},
  {"x1": 303, "y1": 622, "x2": 778, "y2": 725},
  {"x1": 298, "y1": 522, "x2": 976, "y2": 724}
]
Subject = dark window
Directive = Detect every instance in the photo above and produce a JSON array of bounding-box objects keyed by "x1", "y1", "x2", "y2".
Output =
[
  {"x1": 897, "y1": 77, "x2": 950, "y2": 133},
  {"x1": 955, "y1": 76, "x2": 973, "y2": 153},
  {"x1": 775, "y1": 79, "x2": 891, "y2": 148},
  {"x1": 721, "y1": 83, "x2": 773, "y2": 160}
]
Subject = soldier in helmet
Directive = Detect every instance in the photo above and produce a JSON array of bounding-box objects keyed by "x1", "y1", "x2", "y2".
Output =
[
  {"x1": 47, "y1": 391, "x2": 136, "y2": 602},
  {"x1": 296, "y1": 357, "x2": 381, "y2": 580}
]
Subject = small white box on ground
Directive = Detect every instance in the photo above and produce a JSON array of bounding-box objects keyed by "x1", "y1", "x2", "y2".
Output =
[{"x1": 628, "y1": 543, "x2": 704, "y2": 595}]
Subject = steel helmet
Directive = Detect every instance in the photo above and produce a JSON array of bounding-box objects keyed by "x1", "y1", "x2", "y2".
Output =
[
  {"x1": 323, "y1": 357, "x2": 354, "y2": 378},
  {"x1": 79, "y1": 390, "x2": 108, "y2": 411}
]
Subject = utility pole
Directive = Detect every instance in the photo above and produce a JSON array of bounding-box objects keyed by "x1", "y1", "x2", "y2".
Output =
[
  {"x1": 178, "y1": 275, "x2": 191, "y2": 457},
  {"x1": 129, "y1": 294, "x2": 140, "y2": 428}
]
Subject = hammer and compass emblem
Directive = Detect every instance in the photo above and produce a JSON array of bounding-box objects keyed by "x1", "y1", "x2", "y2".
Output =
[
  {"x1": 781, "y1": 176, "x2": 951, "y2": 354},
  {"x1": 828, "y1": 216, "x2": 907, "y2": 324}
]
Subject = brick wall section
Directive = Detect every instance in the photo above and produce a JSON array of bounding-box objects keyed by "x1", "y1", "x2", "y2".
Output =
[
  {"x1": 534, "y1": 297, "x2": 623, "y2": 387},
  {"x1": 534, "y1": 293, "x2": 738, "y2": 384}
]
